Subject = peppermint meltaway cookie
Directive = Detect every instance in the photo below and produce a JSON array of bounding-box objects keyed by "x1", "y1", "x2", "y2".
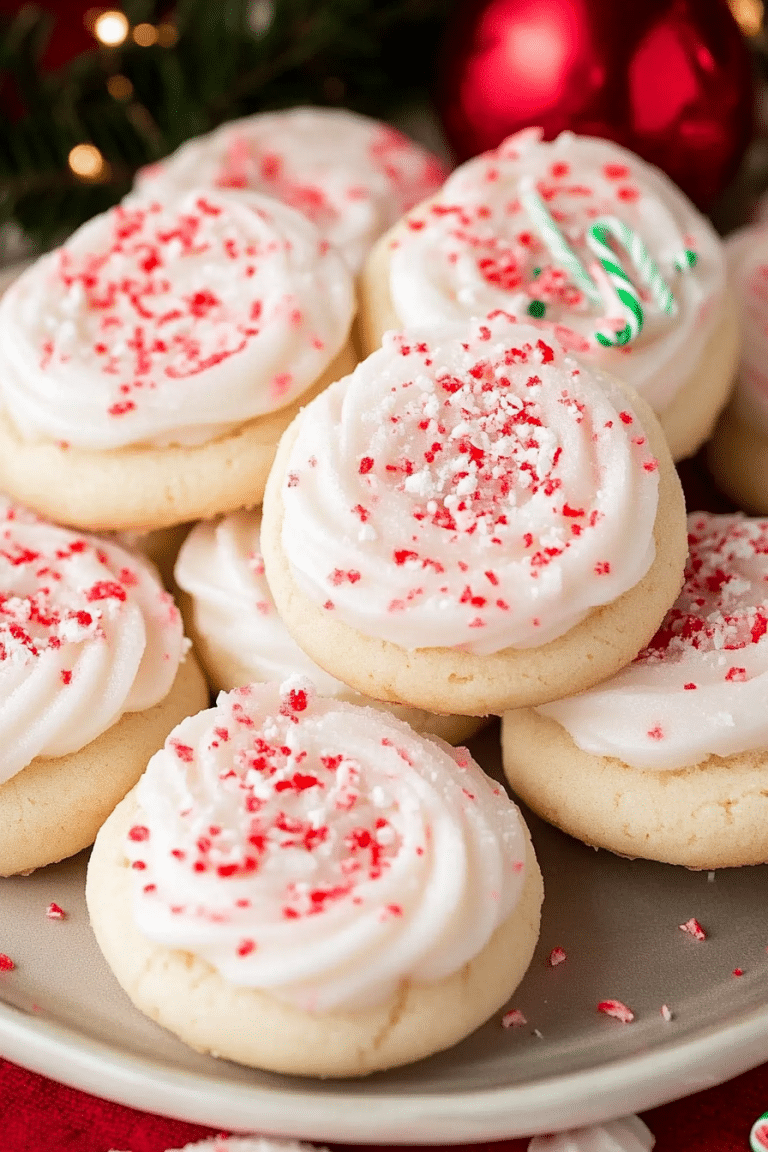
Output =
[
  {"x1": 260, "y1": 316, "x2": 687, "y2": 716},
  {"x1": 175, "y1": 509, "x2": 483, "y2": 744},
  {"x1": 0, "y1": 189, "x2": 356, "y2": 531},
  {"x1": 502, "y1": 513, "x2": 768, "y2": 868},
  {"x1": 133, "y1": 106, "x2": 449, "y2": 274},
  {"x1": 86, "y1": 678, "x2": 543, "y2": 1077},
  {"x1": 359, "y1": 127, "x2": 738, "y2": 461},
  {"x1": 708, "y1": 223, "x2": 768, "y2": 512},
  {"x1": 0, "y1": 500, "x2": 207, "y2": 876}
]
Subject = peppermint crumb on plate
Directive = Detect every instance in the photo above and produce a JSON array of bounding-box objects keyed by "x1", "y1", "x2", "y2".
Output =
[{"x1": 597, "y1": 999, "x2": 634, "y2": 1023}]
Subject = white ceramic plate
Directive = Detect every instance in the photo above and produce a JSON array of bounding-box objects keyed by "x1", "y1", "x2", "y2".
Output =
[{"x1": 1, "y1": 722, "x2": 767, "y2": 1144}]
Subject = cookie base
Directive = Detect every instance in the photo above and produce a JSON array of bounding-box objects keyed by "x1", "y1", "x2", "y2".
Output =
[
  {"x1": 707, "y1": 405, "x2": 768, "y2": 514},
  {"x1": 86, "y1": 789, "x2": 543, "y2": 1078},
  {"x1": 502, "y1": 707, "x2": 768, "y2": 869},
  {"x1": 0, "y1": 653, "x2": 208, "y2": 877},
  {"x1": 0, "y1": 342, "x2": 357, "y2": 532},
  {"x1": 260, "y1": 380, "x2": 687, "y2": 716},
  {"x1": 178, "y1": 589, "x2": 486, "y2": 746}
]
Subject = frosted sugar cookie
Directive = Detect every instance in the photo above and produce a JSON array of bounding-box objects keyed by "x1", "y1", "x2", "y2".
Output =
[
  {"x1": 260, "y1": 315, "x2": 687, "y2": 716},
  {"x1": 86, "y1": 678, "x2": 543, "y2": 1077},
  {"x1": 359, "y1": 128, "x2": 737, "y2": 461},
  {"x1": 0, "y1": 500, "x2": 207, "y2": 876},
  {"x1": 0, "y1": 189, "x2": 356, "y2": 531},
  {"x1": 133, "y1": 107, "x2": 449, "y2": 274},
  {"x1": 502, "y1": 512, "x2": 768, "y2": 868},
  {"x1": 175, "y1": 509, "x2": 482, "y2": 744},
  {"x1": 708, "y1": 223, "x2": 768, "y2": 512}
]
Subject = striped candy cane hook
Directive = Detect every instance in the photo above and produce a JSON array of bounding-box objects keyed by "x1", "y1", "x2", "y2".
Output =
[
  {"x1": 520, "y1": 185, "x2": 689, "y2": 348},
  {"x1": 518, "y1": 178, "x2": 602, "y2": 308}
]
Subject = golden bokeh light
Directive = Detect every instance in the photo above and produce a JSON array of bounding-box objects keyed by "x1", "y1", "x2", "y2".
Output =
[
  {"x1": 68, "y1": 143, "x2": 110, "y2": 182},
  {"x1": 93, "y1": 10, "x2": 129, "y2": 46},
  {"x1": 107, "y1": 74, "x2": 133, "y2": 100},
  {"x1": 728, "y1": 0, "x2": 764, "y2": 35},
  {"x1": 156, "y1": 22, "x2": 178, "y2": 47},
  {"x1": 133, "y1": 22, "x2": 158, "y2": 46}
]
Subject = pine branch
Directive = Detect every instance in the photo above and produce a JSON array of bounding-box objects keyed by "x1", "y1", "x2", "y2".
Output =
[{"x1": 0, "y1": 0, "x2": 454, "y2": 250}]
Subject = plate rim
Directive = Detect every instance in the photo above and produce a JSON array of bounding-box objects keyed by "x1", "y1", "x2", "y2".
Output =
[{"x1": 2, "y1": 990, "x2": 768, "y2": 1142}]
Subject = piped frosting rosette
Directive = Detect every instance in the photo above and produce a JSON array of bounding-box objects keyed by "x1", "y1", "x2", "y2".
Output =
[
  {"x1": 175, "y1": 511, "x2": 347, "y2": 694},
  {"x1": 133, "y1": 107, "x2": 449, "y2": 274},
  {"x1": 124, "y1": 677, "x2": 529, "y2": 1012},
  {"x1": 275, "y1": 317, "x2": 660, "y2": 656},
  {"x1": 0, "y1": 188, "x2": 354, "y2": 450},
  {"x1": 371, "y1": 128, "x2": 726, "y2": 416},
  {"x1": 0, "y1": 499, "x2": 185, "y2": 785},
  {"x1": 538, "y1": 513, "x2": 768, "y2": 770}
]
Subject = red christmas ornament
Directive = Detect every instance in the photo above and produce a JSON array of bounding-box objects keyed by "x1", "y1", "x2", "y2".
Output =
[{"x1": 436, "y1": 0, "x2": 754, "y2": 209}]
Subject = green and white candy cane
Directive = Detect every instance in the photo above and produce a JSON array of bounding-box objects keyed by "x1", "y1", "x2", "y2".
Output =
[
  {"x1": 520, "y1": 184, "x2": 696, "y2": 348},
  {"x1": 518, "y1": 178, "x2": 602, "y2": 308}
]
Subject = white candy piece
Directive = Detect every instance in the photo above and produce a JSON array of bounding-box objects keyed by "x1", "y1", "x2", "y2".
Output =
[{"x1": 528, "y1": 1116, "x2": 655, "y2": 1152}]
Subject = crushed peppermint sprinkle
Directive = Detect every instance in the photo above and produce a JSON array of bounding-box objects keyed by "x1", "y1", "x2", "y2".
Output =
[
  {"x1": 0, "y1": 954, "x2": 15, "y2": 971},
  {"x1": 547, "y1": 946, "x2": 567, "y2": 967},
  {"x1": 597, "y1": 999, "x2": 635, "y2": 1023},
  {"x1": 638, "y1": 515, "x2": 768, "y2": 668},
  {"x1": 733, "y1": 968, "x2": 744, "y2": 977},
  {"x1": 502, "y1": 1008, "x2": 528, "y2": 1028},
  {"x1": 45, "y1": 903, "x2": 66, "y2": 920},
  {"x1": 660, "y1": 1004, "x2": 673, "y2": 1022},
  {"x1": 679, "y1": 917, "x2": 707, "y2": 941}
]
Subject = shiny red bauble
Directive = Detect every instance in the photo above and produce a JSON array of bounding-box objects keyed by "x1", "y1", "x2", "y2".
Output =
[{"x1": 437, "y1": 0, "x2": 754, "y2": 208}]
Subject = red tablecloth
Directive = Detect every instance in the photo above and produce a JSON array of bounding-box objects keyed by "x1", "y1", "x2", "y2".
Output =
[{"x1": 0, "y1": 1056, "x2": 766, "y2": 1152}]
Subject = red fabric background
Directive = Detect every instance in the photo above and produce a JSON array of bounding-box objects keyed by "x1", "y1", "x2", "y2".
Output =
[{"x1": 0, "y1": 1055, "x2": 766, "y2": 1152}]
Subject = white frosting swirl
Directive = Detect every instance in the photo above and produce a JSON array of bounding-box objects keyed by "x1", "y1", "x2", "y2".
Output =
[
  {"x1": 134, "y1": 107, "x2": 449, "y2": 274},
  {"x1": 725, "y1": 223, "x2": 768, "y2": 434},
  {"x1": 386, "y1": 128, "x2": 725, "y2": 413},
  {"x1": 126, "y1": 678, "x2": 528, "y2": 1011},
  {"x1": 175, "y1": 510, "x2": 346, "y2": 695},
  {"x1": 279, "y1": 316, "x2": 659, "y2": 655},
  {"x1": 539, "y1": 513, "x2": 768, "y2": 770},
  {"x1": 0, "y1": 499, "x2": 185, "y2": 784},
  {"x1": 0, "y1": 189, "x2": 354, "y2": 450}
]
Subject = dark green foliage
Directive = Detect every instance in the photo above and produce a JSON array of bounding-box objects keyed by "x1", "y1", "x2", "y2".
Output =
[{"x1": 0, "y1": 0, "x2": 453, "y2": 248}]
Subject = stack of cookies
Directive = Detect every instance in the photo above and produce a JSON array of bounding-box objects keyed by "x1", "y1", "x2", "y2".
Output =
[{"x1": 0, "y1": 110, "x2": 763, "y2": 1079}]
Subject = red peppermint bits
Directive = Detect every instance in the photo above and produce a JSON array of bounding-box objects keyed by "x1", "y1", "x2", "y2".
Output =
[
  {"x1": 46, "y1": 903, "x2": 66, "y2": 920},
  {"x1": 547, "y1": 946, "x2": 567, "y2": 967},
  {"x1": 128, "y1": 825, "x2": 151, "y2": 842},
  {"x1": 597, "y1": 999, "x2": 634, "y2": 1023},
  {"x1": 0, "y1": 954, "x2": 15, "y2": 972},
  {"x1": 502, "y1": 1008, "x2": 527, "y2": 1028},
  {"x1": 679, "y1": 917, "x2": 706, "y2": 941}
]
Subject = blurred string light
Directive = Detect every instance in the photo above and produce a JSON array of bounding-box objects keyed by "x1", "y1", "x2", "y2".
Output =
[
  {"x1": 87, "y1": 9, "x2": 178, "y2": 50},
  {"x1": 107, "y1": 74, "x2": 133, "y2": 100},
  {"x1": 93, "y1": 10, "x2": 129, "y2": 46},
  {"x1": 133, "y1": 22, "x2": 157, "y2": 46},
  {"x1": 68, "y1": 143, "x2": 110, "y2": 181},
  {"x1": 728, "y1": 0, "x2": 764, "y2": 36}
]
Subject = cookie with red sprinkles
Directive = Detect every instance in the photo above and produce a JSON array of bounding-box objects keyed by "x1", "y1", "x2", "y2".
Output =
[
  {"x1": 502, "y1": 513, "x2": 768, "y2": 867},
  {"x1": 0, "y1": 188, "x2": 356, "y2": 531},
  {"x1": 0, "y1": 498, "x2": 207, "y2": 876},
  {"x1": 260, "y1": 314, "x2": 686, "y2": 715},
  {"x1": 358, "y1": 127, "x2": 737, "y2": 462},
  {"x1": 86, "y1": 676, "x2": 543, "y2": 1076}
]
